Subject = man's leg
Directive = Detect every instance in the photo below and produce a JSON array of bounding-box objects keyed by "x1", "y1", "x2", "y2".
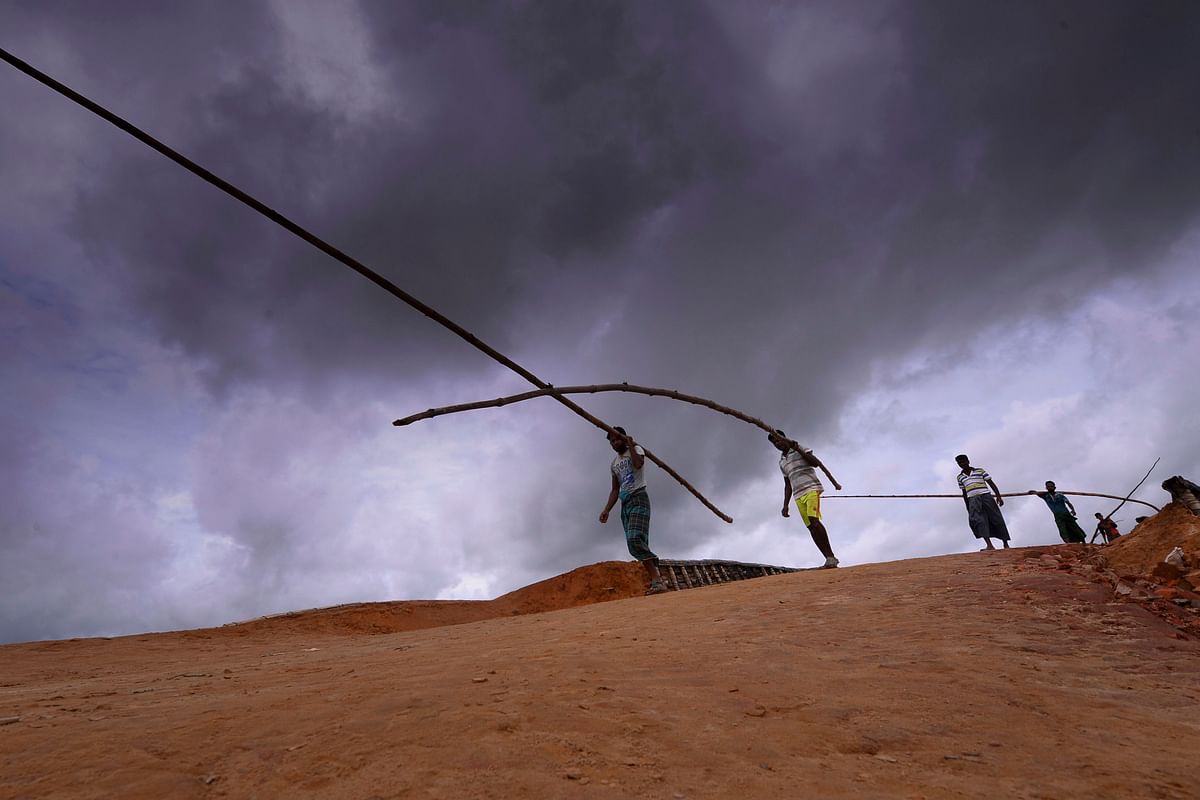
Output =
[
  {"x1": 966, "y1": 496, "x2": 989, "y2": 548},
  {"x1": 641, "y1": 557, "x2": 662, "y2": 583},
  {"x1": 806, "y1": 519, "x2": 835, "y2": 560},
  {"x1": 799, "y1": 492, "x2": 838, "y2": 567},
  {"x1": 631, "y1": 541, "x2": 666, "y2": 594},
  {"x1": 622, "y1": 491, "x2": 664, "y2": 592},
  {"x1": 982, "y1": 496, "x2": 1011, "y2": 548},
  {"x1": 969, "y1": 497, "x2": 997, "y2": 550}
]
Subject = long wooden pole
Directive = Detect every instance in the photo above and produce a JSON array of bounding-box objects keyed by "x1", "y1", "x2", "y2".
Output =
[
  {"x1": 0, "y1": 47, "x2": 731, "y2": 523},
  {"x1": 394, "y1": 382, "x2": 802, "y2": 445},
  {"x1": 1103, "y1": 458, "x2": 1160, "y2": 520},
  {"x1": 825, "y1": 491, "x2": 1161, "y2": 512},
  {"x1": 394, "y1": 382, "x2": 834, "y2": 495}
]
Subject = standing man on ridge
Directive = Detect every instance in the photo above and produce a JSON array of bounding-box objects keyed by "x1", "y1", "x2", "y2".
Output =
[
  {"x1": 769, "y1": 430, "x2": 842, "y2": 569},
  {"x1": 955, "y1": 454, "x2": 1011, "y2": 550},
  {"x1": 599, "y1": 426, "x2": 668, "y2": 595},
  {"x1": 1030, "y1": 481, "x2": 1087, "y2": 543}
]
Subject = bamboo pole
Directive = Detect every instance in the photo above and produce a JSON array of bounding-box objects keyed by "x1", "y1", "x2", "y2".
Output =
[
  {"x1": 394, "y1": 382, "x2": 779, "y2": 433},
  {"x1": 0, "y1": 47, "x2": 731, "y2": 523},
  {"x1": 1103, "y1": 458, "x2": 1160, "y2": 520},
  {"x1": 825, "y1": 491, "x2": 1161, "y2": 512}
]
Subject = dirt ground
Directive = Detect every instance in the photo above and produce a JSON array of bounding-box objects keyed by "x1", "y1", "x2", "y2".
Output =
[
  {"x1": 2, "y1": 548, "x2": 1198, "y2": 799},
  {"x1": 1103, "y1": 502, "x2": 1200, "y2": 577}
]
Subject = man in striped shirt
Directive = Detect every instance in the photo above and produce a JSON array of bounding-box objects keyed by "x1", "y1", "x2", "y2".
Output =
[
  {"x1": 769, "y1": 430, "x2": 842, "y2": 569},
  {"x1": 955, "y1": 454, "x2": 1011, "y2": 550}
]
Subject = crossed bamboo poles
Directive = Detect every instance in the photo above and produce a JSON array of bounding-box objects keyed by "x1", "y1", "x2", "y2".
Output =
[
  {"x1": 394, "y1": 382, "x2": 784, "y2": 435},
  {"x1": 0, "y1": 47, "x2": 737, "y2": 521}
]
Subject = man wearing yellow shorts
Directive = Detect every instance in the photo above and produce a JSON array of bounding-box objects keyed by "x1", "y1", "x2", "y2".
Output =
[{"x1": 769, "y1": 429, "x2": 842, "y2": 568}]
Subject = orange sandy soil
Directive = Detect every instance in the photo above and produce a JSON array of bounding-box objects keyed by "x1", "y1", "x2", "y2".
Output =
[
  {"x1": 1104, "y1": 502, "x2": 1200, "y2": 577},
  {"x1": 2, "y1": 550, "x2": 1199, "y2": 800}
]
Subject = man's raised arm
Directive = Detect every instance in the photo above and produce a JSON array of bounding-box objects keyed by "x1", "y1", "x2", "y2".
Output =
[{"x1": 803, "y1": 450, "x2": 843, "y2": 491}]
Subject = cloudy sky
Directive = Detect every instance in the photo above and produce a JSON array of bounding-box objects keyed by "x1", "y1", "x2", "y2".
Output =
[{"x1": 3, "y1": 1, "x2": 1199, "y2": 644}]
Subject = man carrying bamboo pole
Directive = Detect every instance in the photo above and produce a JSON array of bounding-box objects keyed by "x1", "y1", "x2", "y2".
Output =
[
  {"x1": 768, "y1": 430, "x2": 842, "y2": 568},
  {"x1": 599, "y1": 427, "x2": 668, "y2": 595},
  {"x1": 955, "y1": 454, "x2": 1011, "y2": 550},
  {"x1": 1030, "y1": 481, "x2": 1087, "y2": 543}
]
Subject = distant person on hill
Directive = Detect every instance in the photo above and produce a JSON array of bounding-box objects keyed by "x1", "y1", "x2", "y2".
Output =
[
  {"x1": 955, "y1": 454, "x2": 1011, "y2": 550},
  {"x1": 599, "y1": 427, "x2": 668, "y2": 595},
  {"x1": 1091, "y1": 513, "x2": 1121, "y2": 544},
  {"x1": 1029, "y1": 481, "x2": 1087, "y2": 543},
  {"x1": 768, "y1": 430, "x2": 842, "y2": 568}
]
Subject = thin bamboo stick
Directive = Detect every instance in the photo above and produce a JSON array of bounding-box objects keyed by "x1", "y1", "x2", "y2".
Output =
[
  {"x1": 639, "y1": 447, "x2": 732, "y2": 522},
  {"x1": 825, "y1": 491, "x2": 1161, "y2": 512},
  {"x1": 1103, "y1": 458, "x2": 1160, "y2": 520},
  {"x1": 0, "y1": 47, "x2": 731, "y2": 523}
]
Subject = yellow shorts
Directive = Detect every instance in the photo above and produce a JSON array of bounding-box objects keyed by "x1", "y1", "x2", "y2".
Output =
[{"x1": 794, "y1": 491, "x2": 822, "y2": 526}]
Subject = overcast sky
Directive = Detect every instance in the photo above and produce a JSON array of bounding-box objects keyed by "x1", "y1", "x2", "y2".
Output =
[{"x1": 3, "y1": 1, "x2": 1199, "y2": 644}]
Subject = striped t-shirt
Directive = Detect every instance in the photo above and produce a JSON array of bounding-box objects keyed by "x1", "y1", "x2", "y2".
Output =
[
  {"x1": 957, "y1": 467, "x2": 993, "y2": 498},
  {"x1": 780, "y1": 447, "x2": 823, "y2": 498}
]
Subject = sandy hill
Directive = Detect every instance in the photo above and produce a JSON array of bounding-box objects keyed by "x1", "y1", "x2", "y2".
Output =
[
  {"x1": 216, "y1": 561, "x2": 649, "y2": 638},
  {"x1": 1104, "y1": 501, "x2": 1200, "y2": 577},
  {"x1": 2, "y1": 546, "x2": 1198, "y2": 799}
]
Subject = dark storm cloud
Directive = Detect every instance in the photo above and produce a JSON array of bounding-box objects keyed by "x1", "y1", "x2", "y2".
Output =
[
  {"x1": 881, "y1": 1, "x2": 1200, "y2": 299},
  {"x1": 12, "y1": 1, "x2": 1197, "y2": 403},
  {"x1": 3, "y1": 0, "x2": 768, "y2": 398},
  {"x1": 572, "y1": 0, "x2": 1200, "y2": 443}
]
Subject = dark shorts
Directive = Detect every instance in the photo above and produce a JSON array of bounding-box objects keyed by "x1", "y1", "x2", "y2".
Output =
[
  {"x1": 966, "y1": 493, "x2": 1010, "y2": 541},
  {"x1": 620, "y1": 489, "x2": 657, "y2": 562}
]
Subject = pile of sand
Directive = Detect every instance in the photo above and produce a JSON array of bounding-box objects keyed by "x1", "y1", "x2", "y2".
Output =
[
  {"x1": 491, "y1": 559, "x2": 646, "y2": 614},
  {"x1": 1103, "y1": 502, "x2": 1200, "y2": 576},
  {"x1": 216, "y1": 561, "x2": 646, "y2": 638}
]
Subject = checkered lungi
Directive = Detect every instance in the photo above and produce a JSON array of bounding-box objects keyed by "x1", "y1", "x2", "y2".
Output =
[
  {"x1": 620, "y1": 488, "x2": 657, "y2": 562},
  {"x1": 966, "y1": 493, "x2": 1010, "y2": 541}
]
